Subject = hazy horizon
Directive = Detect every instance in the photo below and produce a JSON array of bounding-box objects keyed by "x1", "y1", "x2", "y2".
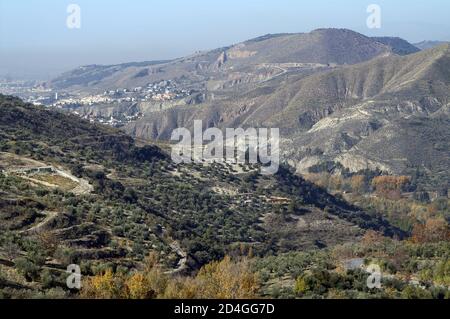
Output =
[{"x1": 1, "y1": 0, "x2": 450, "y2": 80}]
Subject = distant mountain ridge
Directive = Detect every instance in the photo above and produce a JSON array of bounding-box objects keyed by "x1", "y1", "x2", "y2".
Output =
[
  {"x1": 414, "y1": 40, "x2": 449, "y2": 50},
  {"x1": 48, "y1": 29, "x2": 449, "y2": 192},
  {"x1": 123, "y1": 44, "x2": 450, "y2": 191},
  {"x1": 50, "y1": 28, "x2": 418, "y2": 92},
  {"x1": 371, "y1": 37, "x2": 420, "y2": 55}
]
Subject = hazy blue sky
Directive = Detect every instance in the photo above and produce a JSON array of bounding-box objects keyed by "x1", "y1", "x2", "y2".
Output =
[{"x1": 1, "y1": 0, "x2": 449, "y2": 79}]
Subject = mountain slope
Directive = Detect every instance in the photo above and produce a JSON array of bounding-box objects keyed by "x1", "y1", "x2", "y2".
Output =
[
  {"x1": 50, "y1": 60, "x2": 172, "y2": 93},
  {"x1": 126, "y1": 44, "x2": 450, "y2": 132},
  {"x1": 263, "y1": 43, "x2": 450, "y2": 129},
  {"x1": 47, "y1": 30, "x2": 448, "y2": 192},
  {"x1": 50, "y1": 29, "x2": 407, "y2": 93},
  {"x1": 0, "y1": 94, "x2": 404, "y2": 290},
  {"x1": 123, "y1": 44, "x2": 450, "y2": 190},
  {"x1": 371, "y1": 37, "x2": 420, "y2": 55},
  {"x1": 225, "y1": 28, "x2": 392, "y2": 65}
]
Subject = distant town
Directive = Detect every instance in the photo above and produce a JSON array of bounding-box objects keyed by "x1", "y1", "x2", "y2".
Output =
[{"x1": 0, "y1": 78, "x2": 200, "y2": 127}]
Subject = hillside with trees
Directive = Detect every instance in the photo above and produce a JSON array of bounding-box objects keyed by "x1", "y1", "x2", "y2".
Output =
[{"x1": 2, "y1": 95, "x2": 430, "y2": 299}]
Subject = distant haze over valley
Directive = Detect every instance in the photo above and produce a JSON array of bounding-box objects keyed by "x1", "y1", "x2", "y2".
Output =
[
  {"x1": 1, "y1": 31, "x2": 449, "y2": 81},
  {"x1": 1, "y1": 1, "x2": 450, "y2": 301},
  {"x1": 7, "y1": 27, "x2": 446, "y2": 195},
  {"x1": 1, "y1": 0, "x2": 450, "y2": 79}
]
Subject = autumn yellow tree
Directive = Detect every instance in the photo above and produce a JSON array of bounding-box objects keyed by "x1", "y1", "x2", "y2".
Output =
[
  {"x1": 294, "y1": 275, "x2": 308, "y2": 296},
  {"x1": 81, "y1": 252, "x2": 168, "y2": 299},
  {"x1": 80, "y1": 269, "x2": 123, "y2": 299},
  {"x1": 163, "y1": 276, "x2": 200, "y2": 299},
  {"x1": 80, "y1": 254, "x2": 259, "y2": 299},
  {"x1": 124, "y1": 273, "x2": 154, "y2": 299},
  {"x1": 163, "y1": 256, "x2": 260, "y2": 299},
  {"x1": 195, "y1": 256, "x2": 259, "y2": 299}
]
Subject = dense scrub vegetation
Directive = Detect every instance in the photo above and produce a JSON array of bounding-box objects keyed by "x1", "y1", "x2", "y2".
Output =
[
  {"x1": 0, "y1": 95, "x2": 448, "y2": 299},
  {"x1": 305, "y1": 166, "x2": 449, "y2": 234},
  {"x1": 253, "y1": 234, "x2": 449, "y2": 299}
]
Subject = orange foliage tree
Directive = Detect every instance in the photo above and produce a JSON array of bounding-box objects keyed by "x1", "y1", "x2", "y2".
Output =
[
  {"x1": 371, "y1": 176, "x2": 411, "y2": 198},
  {"x1": 412, "y1": 218, "x2": 450, "y2": 243}
]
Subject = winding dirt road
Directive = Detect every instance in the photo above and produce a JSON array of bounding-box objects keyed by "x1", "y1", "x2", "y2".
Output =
[{"x1": 20, "y1": 211, "x2": 59, "y2": 235}]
